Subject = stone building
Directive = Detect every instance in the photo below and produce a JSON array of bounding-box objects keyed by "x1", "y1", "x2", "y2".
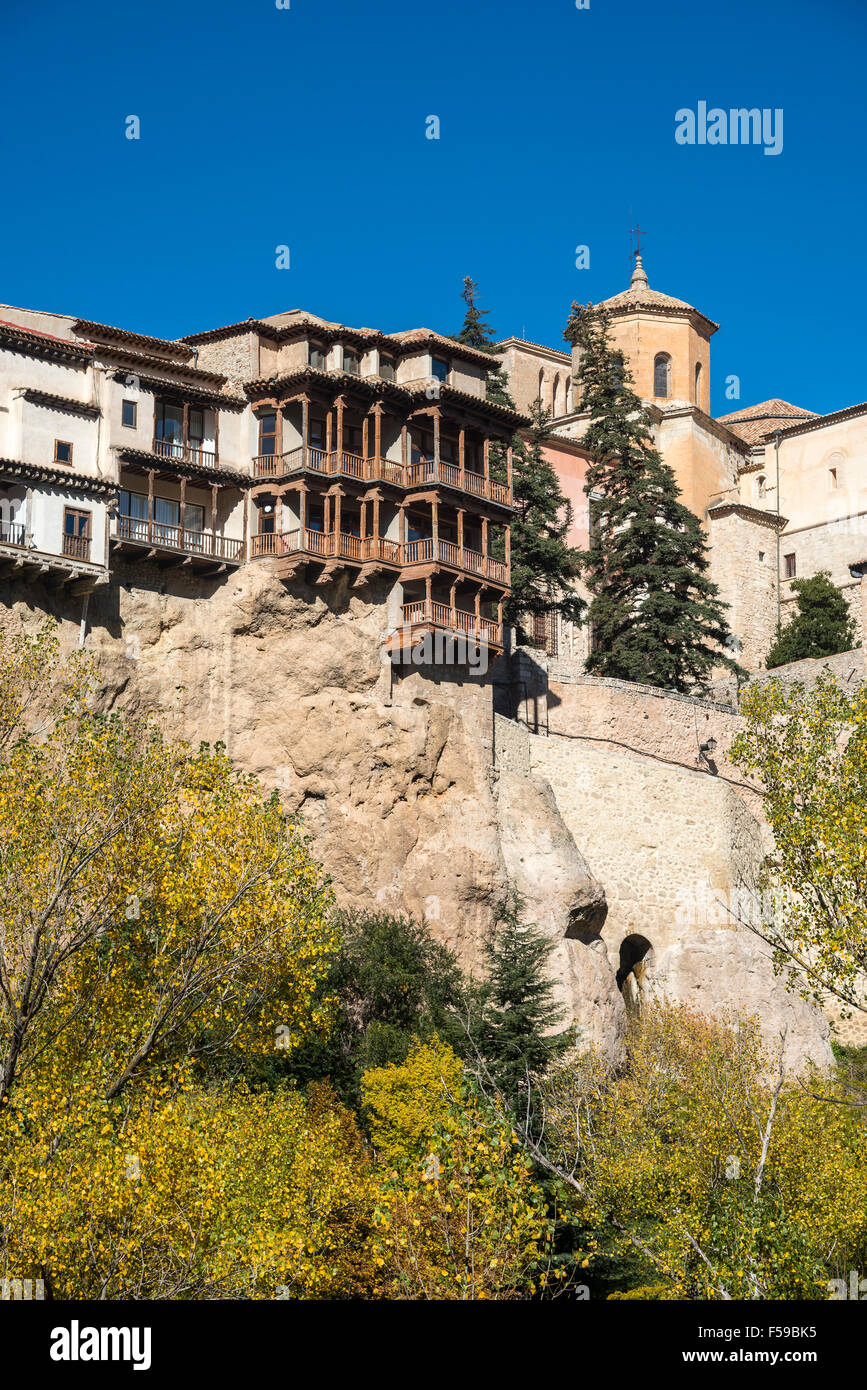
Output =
[
  {"x1": 0, "y1": 303, "x2": 525, "y2": 657},
  {"x1": 4, "y1": 269, "x2": 865, "y2": 677}
]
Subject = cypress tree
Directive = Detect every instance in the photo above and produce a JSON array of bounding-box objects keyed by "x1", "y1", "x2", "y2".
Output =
[
  {"x1": 766, "y1": 571, "x2": 858, "y2": 668},
  {"x1": 565, "y1": 300, "x2": 742, "y2": 693}
]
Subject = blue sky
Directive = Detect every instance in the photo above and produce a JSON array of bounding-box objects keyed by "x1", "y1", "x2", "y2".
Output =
[{"x1": 1, "y1": 0, "x2": 864, "y2": 418}]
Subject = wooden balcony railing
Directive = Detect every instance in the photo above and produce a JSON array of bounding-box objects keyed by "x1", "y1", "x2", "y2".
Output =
[
  {"x1": 399, "y1": 600, "x2": 502, "y2": 648},
  {"x1": 406, "y1": 458, "x2": 510, "y2": 506},
  {"x1": 153, "y1": 438, "x2": 218, "y2": 469},
  {"x1": 248, "y1": 449, "x2": 512, "y2": 505},
  {"x1": 114, "y1": 514, "x2": 243, "y2": 562},
  {"x1": 250, "y1": 529, "x2": 509, "y2": 584},
  {"x1": 401, "y1": 537, "x2": 509, "y2": 583},
  {"x1": 62, "y1": 532, "x2": 92, "y2": 561},
  {"x1": 0, "y1": 519, "x2": 25, "y2": 548}
]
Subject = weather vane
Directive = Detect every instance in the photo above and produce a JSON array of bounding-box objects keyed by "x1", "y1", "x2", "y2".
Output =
[{"x1": 629, "y1": 216, "x2": 646, "y2": 267}]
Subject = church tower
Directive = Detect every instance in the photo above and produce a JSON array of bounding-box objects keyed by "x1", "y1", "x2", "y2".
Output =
[{"x1": 585, "y1": 253, "x2": 718, "y2": 413}]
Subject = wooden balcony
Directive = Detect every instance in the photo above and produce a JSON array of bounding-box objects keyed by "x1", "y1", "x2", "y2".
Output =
[
  {"x1": 400, "y1": 537, "x2": 509, "y2": 585},
  {"x1": 62, "y1": 532, "x2": 91, "y2": 562},
  {"x1": 392, "y1": 599, "x2": 503, "y2": 652},
  {"x1": 0, "y1": 521, "x2": 104, "y2": 591},
  {"x1": 112, "y1": 515, "x2": 243, "y2": 566},
  {"x1": 153, "y1": 438, "x2": 218, "y2": 469},
  {"x1": 405, "y1": 459, "x2": 511, "y2": 507},
  {"x1": 249, "y1": 448, "x2": 512, "y2": 505},
  {"x1": 250, "y1": 530, "x2": 507, "y2": 585}
]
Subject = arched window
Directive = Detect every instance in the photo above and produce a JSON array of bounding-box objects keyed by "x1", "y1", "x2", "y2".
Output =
[
  {"x1": 755, "y1": 475, "x2": 766, "y2": 499},
  {"x1": 694, "y1": 361, "x2": 703, "y2": 408},
  {"x1": 538, "y1": 369, "x2": 544, "y2": 404},
  {"x1": 653, "y1": 353, "x2": 671, "y2": 398}
]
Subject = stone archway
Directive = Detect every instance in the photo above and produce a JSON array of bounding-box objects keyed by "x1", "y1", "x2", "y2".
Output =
[{"x1": 616, "y1": 934, "x2": 654, "y2": 1014}]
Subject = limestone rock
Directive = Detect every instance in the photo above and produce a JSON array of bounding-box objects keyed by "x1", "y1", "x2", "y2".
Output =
[
  {"x1": 649, "y1": 927, "x2": 833, "y2": 1073},
  {"x1": 3, "y1": 563, "x2": 620, "y2": 1042}
]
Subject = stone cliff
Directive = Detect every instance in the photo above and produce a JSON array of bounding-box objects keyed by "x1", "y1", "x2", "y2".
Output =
[{"x1": 0, "y1": 557, "x2": 835, "y2": 1071}]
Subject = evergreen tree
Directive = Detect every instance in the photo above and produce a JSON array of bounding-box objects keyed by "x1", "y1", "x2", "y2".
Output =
[
  {"x1": 766, "y1": 571, "x2": 858, "y2": 668},
  {"x1": 565, "y1": 300, "x2": 742, "y2": 693},
  {"x1": 505, "y1": 400, "x2": 585, "y2": 632},
  {"x1": 473, "y1": 894, "x2": 570, "y2": 1119},
  {"x1": 285, "y1": 910, "x2": 467, "y2": 1109},
  {"x1": 455, "y1": 275, "x2": 515, "y2": 408}
]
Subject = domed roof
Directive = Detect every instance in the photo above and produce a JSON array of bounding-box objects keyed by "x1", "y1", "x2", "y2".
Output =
[{"x1": 598, "y1": 256, "x2": 719, "y2": 337}]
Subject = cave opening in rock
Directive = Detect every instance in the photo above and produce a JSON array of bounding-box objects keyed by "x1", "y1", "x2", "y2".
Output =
[{"x1": 616, "y1": 934, "x2": 654, "y2": 1011}]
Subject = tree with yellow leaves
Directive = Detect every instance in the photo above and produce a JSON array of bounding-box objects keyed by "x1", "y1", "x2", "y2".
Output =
[
  {"x1": 538, "y1": 1004, "x2": 867, "y2": 1299},
  {"x1": 730, "y1": 671, "x2": 867, "y2": 1018},
  {"x1": 363, "y1": 1039, "x2": 558, "y2": 1300},
  {"x1": 0, "y1": 621, "x2": 336, "y2": 1111}
]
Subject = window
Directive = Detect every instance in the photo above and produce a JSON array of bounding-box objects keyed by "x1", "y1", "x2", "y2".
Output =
[
  {"x1": 694, "y1": 362, "x2": 703, "y2": 407},
  {"x1": 258, "y1": 501, "x2": 275, "y2": 536},
  {"x1": 551, "y1": 377, "x2": 559, "y2": 416},
  {"x1": 829, "y1": 467, "x2": 838, "y2": 489},
  {"x1": 258, "y1": 412, "x2": 278, "y2": 458},
  {"x1": 187, "y1": 407, "x2": 205, "y2": 463},
  {"x1": 62, "y1": 507, "x2": 91, "y2": 559},
  {"x1": 653, "y1": 353, "x2": 671, "y2": 398},
  {"x1": 308, "y1": 343, "x2": 328, "y2": 370},
  {"x1": 431, "y1": 357, "x2": 449, "y2": 383},
  {"x1": 784, "y1": 553, "x2": 797, "y2": 578},
  {"x1": 54, "y1": 440, "x2": 73, "y2": 465},
  {"x1": 755, "y1": 475, "x2": 766, "y2": 499},
  {"x1": 122, "y1": 399, "x2": 137, "y2": 429},
  {"x1": 309, "y1": 417, "x2": 326, "y2": 448},
  {"x1": 344, "y1": 423, "x2": 363, "y2": 455},
  {"x1": 759, "y1": 551, "x2": 766, "y2": 563},
  {"x1": 119, "y1": 488, "x2": 203, "y2": 543},
  {"x1": 154, "y1": 402, "x2": 184, "y2": 453},
  {"x1": 379, "y1": 355, "x2": 395, "y2": 381},
  {"x1": 343, "y1": 348, "x2": 360, "y2": 375}
]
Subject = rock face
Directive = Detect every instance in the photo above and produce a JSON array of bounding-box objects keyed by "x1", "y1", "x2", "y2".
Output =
[
  {"x1": 649, "y1": 928, "x2": 834, "y2": 1073},
  {"x1": 0, "y1": 558, "x2": 836, "y2": 1072},
  {"x1": 4, "y1": 561, "x2": 624, "y2": 1059}
]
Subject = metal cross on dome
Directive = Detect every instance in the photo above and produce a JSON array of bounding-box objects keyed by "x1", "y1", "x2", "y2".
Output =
[{"x1": 629, "y1": 218, "x2": 647, "y2": 266}]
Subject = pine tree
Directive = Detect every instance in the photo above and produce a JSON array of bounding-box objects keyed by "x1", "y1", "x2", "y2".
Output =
[
  {"x1": 766, "y1": 571, "x2": 858, "y2": 668},
  {"x1": 505, "y1": 400, "x2": 585, "y2": 632},
  {"x1": 455, "y1": 275, "x2": 515, "y2": 408},
  {"x1": 565, "y1": 300, "x2": 742, "y2": 693},
  {"x1": 473, "y1": 894, "x2": 570, "y2": 1118}
]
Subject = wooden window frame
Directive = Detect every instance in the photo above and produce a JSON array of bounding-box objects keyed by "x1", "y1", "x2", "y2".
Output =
[
  {"x1": 784, "y1": 552, "x2": 797, "y2": 579},
  {"x1": 54, "y1": 439, "x2": 73, "y2": 465},
  {"x1": 122, "y1": 399, "x2": 137, "y2": 429}
]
